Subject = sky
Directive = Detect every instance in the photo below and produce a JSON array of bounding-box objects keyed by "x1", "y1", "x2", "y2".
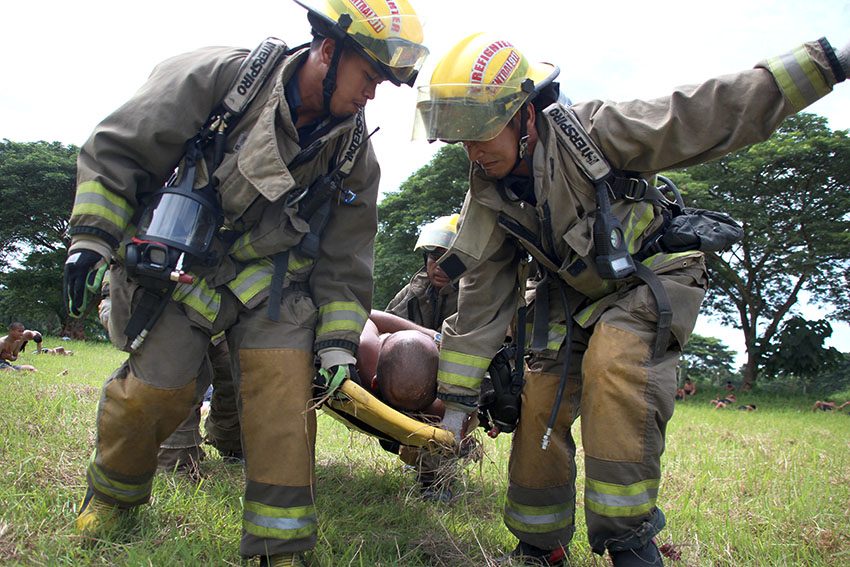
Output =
[{"x1": 2, "y1": 0, "x2": 849, "y2": 363}]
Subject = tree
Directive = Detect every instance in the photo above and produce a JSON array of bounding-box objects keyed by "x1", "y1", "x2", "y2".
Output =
[
  {"x1": 761, "y1": 316, "x2": 844, "y2": 394},
  {"x1": 373, "y1": 144, "x2": 468, "y2": 308},
  {"x1": 668, "y1": 114, "x2": 850, "y2": 390},
  {"x1": 680, "y1": 334, "x2": 737, "y2": 387},
  {"x1": 0, "y1": 140, "x2": 81, "y2": 335}
]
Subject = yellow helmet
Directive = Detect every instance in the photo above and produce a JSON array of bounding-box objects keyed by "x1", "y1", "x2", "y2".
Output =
[
  {"x1": 414, "y1": 213, "x2": 459, "y2": 252},
  {"x1": 412, "y1": 33, "x2": 559, "y2": 142},
  {"x1": 294, "y1": 0, "x2": 428, "y2": 86}
]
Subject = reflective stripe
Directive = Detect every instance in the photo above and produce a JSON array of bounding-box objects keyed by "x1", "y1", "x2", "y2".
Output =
[
  {"x1": 227, "y1": 260, "x2": 274, "y2": 305},
  {"x1": 288, "y1": 251, "x2": 314, "y2": 273},
  {"x1": 504, "y1": 497, "x2": 572, "y2": 534},
  {"x1": 624, "y1": 203, "x2": 655, "y2": 254},
  {"x1": 640, "y1": 251, "x2": 696, "y2": 270},
  {"x1": 575, "y1": 251, "x2": 700, "y2": 328},
  {"x1": 230, "y1": 233, "x2": 260, "y2": 262},
  {"x1": 316, "y1": 301, "x2": 368, "y2": 336},
  {"x1": 437, "y1": 349, "x2": 490, "y2": 390},
  {"x1": 172, "y1": 277, "x2": 221, "y2": 323},
  {"x1": 525, "y1": 322, "x2": 566, "y2": 352},
  {"x1": 243, "y1": 500, "x2": 317, "y2": 540},
  {"x1": 585, "y1": 477, "x2": 660, "y2": 518},
  {"x1": 88, "y1": 459, "x2": 152, "y2": 504},
  {"x1": 72, "y1": 181, "x2": 134, "y2": 231},
  {"x1": 764, "y1": 45, "x2": 831, "y2": 110}
]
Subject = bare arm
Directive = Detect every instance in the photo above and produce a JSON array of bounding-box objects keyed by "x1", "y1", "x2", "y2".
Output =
[{"x1": 369, "y1": 310, "x2": 437, "y2": 340}]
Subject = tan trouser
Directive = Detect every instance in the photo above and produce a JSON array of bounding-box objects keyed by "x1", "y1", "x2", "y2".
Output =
[
  {"x1": 505, "y1": 260, "x2": 707, "y2": 554},
  {"x1": 88, "y1": 265, "x2": 319, "y2": 556}
]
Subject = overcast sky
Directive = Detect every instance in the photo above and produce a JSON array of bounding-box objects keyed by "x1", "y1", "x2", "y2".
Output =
[{"x1": 2, "y1": 0, "x2": 848, "y2": 362}]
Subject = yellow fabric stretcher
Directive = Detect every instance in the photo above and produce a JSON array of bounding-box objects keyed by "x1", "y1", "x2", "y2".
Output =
[{"x1": 322, "y1": 379, "x2": 456, "y2": 449}]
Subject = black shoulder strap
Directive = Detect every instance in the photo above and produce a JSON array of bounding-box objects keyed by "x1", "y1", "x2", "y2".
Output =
[{"x1": 222, "y1": 38, "x2": 288, "y2": 120}]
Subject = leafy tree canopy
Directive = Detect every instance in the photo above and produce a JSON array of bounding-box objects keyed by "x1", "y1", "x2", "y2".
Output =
[
  {"x1": 0, "y1": 140, "x2": 79, "y2": 333},
  {"x1": 373, "y1": 144, "x2": 468, "y2": 308},
  {"x1": 680, "y1": 333, "x2": 737, "y2": 386},
  {"x1": 668, "y1": 113, "x2": 850, "y2": 389},
  {"x1": 761, "y1": 316, "x2": 844, "y2": 392}
]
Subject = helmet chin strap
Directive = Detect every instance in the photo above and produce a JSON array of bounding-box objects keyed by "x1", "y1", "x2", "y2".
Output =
[
  {"x1": 511, "y1": 103, "x2": 534, "y2": 177},
  {"x1": 318, "y1": 14, "x2": 353, "y2": 116},
  {"x1": 321, "y1": 43, "x2": 345, "y2": 115}
]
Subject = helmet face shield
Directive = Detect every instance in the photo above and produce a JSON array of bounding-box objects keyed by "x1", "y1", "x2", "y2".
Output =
[
  {"x1": 412, "y1": 84, "x2": 527, "y2": 142},
  {"x1": 414, "y1": 214, "x2": 460, "y2": 251},
  {"x1": 350, "y1": 29, "x2": 428, "y2": 85}
]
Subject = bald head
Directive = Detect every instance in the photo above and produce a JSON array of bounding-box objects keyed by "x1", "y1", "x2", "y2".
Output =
[{"x1": 376, "y1": 330, "x2": 438, "y2": 412}]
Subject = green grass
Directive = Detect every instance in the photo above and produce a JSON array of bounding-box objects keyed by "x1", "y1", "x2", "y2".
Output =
[{"x1": 1, "y1": 341, "x2": 848, "y2": 565}]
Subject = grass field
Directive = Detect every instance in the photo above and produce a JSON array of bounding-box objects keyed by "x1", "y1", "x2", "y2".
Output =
[{"x1": 1, "y1": 340, "x2": 848, "y2": 566}]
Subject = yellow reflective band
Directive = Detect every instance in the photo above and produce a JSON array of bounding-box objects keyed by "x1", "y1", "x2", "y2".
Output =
[
  {"x1": 585, "y1": 478, "x2": 660, "y2": 518},
  {"x1": 624, "y1": 203, "x2": 656, "y2": 254},
  {"x1": 548, "y1": 323, "x2": 566, "y2": 351},
  {"x1": 228, "y1": 261, "x2": 274, "y2": 304},
  {"x1": 640, "y1": 251, "x2": 696, "y2": 270},
  {"x1": 440, "y1": 349, "x2": 491, "y2": 370},
  {"x1": 437, "y1": 349, "x2": 490, "y2": 390},
  {"x1": 793, "y1": 47, "x2": 831, "y2": 98},
  {"x1": 765, "y1": 45, "x2": 831, "y2": 111},
  {"x1": 288, "y1": 252, "x2": 314, "y2": 272},
  {"x1": 172, "y1": 278, "x2": 221, "y2": 323},
  {"x1": 504, "y1": 497, "x2": 572, "y2": 534},
  {"x1": 316, "y1": 301, "x2": 368, "y2": 336},
  {"x1": 523, "y1": 322, "x2": 566, "y2": 352},
  {"x1": 437, "y1": 369, "x2": 482, "y2": 390},
  {"x1": 243, "y1": 500, "x2": 317, "y2": 540},
  {"x1": 72, "y1": 181, "x2": 134, "y2": 231},
  {"x1": 88, "y1": 459, "x2": 152, "y2": 504},
  {"x1": 230, "y1": 233, "x2": 259, "y2": 262}
]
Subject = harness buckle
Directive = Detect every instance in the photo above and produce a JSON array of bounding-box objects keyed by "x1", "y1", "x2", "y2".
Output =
[{"x1": 622, "y1": 178, "x2": 649, "y2": 201}]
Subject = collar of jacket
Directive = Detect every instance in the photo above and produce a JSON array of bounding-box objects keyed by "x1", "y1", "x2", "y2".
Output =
[{"x1": 235, "y1": 47, "x2": 364, "y2": 204}]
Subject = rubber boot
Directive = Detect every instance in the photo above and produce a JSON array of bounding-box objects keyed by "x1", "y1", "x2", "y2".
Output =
[
  {"x1": 503, "y1": 541, "x2": 569, "y2": 566},
  {"x1": 610, "y1": 540, "x2": 664, "y2": 566},
  {"x1": 75, "y1": 488, "x2": 122, "y2": 535},
  {"x1": 259, "y1": 553, "x2": 306, "y2": 566}
]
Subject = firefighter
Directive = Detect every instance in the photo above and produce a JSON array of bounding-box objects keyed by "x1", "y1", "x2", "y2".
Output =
[
  {"x1": 386, "y1": 214, "x2": 460, "y2": 331},
  {"x1": 62, "y1": 1, "x2": 427, "y2": 565},
  {"x1": 413, "y1": 33, "x2": 848, "y2": 566}
]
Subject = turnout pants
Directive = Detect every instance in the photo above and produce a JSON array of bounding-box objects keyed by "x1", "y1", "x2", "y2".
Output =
[
  {"x1": 505, "y1": 259, "x2": 707, "y2": 555},
  {"x1": 157, "y1": 339, "x2": 243, "y2": 468},
  {"x1": 88, "y1": 265, "x2": 319, "y2": 557}
]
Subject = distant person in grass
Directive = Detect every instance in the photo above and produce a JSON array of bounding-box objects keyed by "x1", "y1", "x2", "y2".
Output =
[
  {"x1": 711, "y1": 394, "x2": 737, "y2": 409},
  {"x1": 0, "y1": 322, "x2": 41, "y2": 372},
  {"x1": 812, "y1": 400, "x2": 850, "y2": 412}
]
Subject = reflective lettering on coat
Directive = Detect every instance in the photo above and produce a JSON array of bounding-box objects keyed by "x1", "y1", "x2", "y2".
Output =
[
  {"x1": 237, "y1": 41, "x2": 277, "y2": 96},
  {"x1": 547, "y1": 107, "x2": 601, "y2": 167}
]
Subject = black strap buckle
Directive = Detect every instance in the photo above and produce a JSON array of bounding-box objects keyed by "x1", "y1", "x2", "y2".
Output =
[{"x1": 621, "y1": 177, "x2": 649, "y2": 201}]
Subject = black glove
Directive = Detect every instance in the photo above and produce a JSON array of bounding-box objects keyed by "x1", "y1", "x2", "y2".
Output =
[{"x1": 63, "y1": 249, "x2": 105, "y2": 318}]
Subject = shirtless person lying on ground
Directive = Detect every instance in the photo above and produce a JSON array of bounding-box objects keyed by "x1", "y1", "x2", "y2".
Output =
[{"x1": 0, "y1": 322, "x2": 40, "y2": 372}]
